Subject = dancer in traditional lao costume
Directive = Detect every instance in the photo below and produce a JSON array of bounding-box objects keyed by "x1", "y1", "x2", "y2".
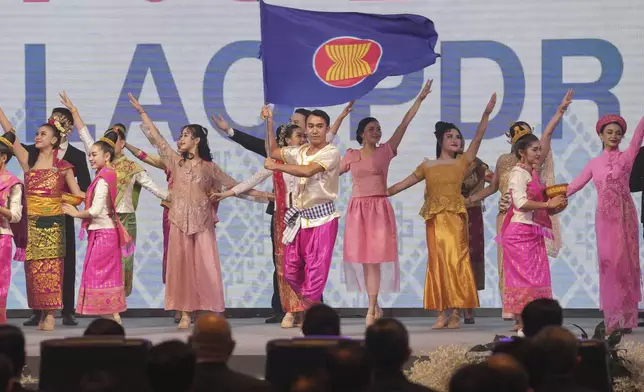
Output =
[
  {"x1": 263, "y1": 106, "x2": 341, "y2": 311},
  {"x1": 211, "y1": 124, "x2": 305, "y2": 328},
  {"x1": 211, "y1": 103, "x2": 352, "y2": 324},
  {"x1": 468, "y1": 90, "x2": 573, "y2": 325},
  {"x1": 128, "y1": 93, "x2": 270, "y2": 328},
  {"x1": 387, "y1": 94, "x2": 496, "y2": 329},
  {"x1": 62, "y1": 132, "x2": 132, "y2": 323},
  {"x1": 341, "y1": 80, "x2": 432, "y2": 326},
  {"x1": 59, "y1": 93, "x2": 168, "y2": 297},
  {"x1": 499, "y1": 130, "x2": 566, "y2": 330},
  {"x1": 0, "y1": 132, "x2": 27, "y2": 323},
  {"x1": 567, "y1": 115, "x2": 644, "y2": 333},
  {"x1": 3, "y1": 120, "x2": 84, "y2": 331}
]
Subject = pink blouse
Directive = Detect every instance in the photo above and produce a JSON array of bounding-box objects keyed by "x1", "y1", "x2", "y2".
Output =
[{"x1": 340, "y1": 142, "x2": 396, "y2": 198}]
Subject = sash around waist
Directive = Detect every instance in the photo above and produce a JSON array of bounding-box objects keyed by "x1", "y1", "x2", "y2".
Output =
[{"x1": 27, "y1": 195, "x2": 63, "y2": 217}]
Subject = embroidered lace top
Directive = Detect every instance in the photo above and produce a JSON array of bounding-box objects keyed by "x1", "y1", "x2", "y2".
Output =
[{"x1": 141, "y1": 124, "x2": 239, "y2": 235}]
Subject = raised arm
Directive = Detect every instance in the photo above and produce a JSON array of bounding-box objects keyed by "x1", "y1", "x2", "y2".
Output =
[
  {"x1": 387, "y1": 173, "x2": 423, "y2": 197},
  {"x1": 212, "y1": 114, "x2": 268, "y2": 158},
  {"x1": 386, "y1": 80, "x2": 433, "y2": 152},
  {"x1": 125, "y1": 143, "x2": 166, "y2": 171},
  {"x1": 211, "y1": 168, "x2": 273, "y2": 202},
  {"x1": 538, "y1": 89, "x2": 573, "y2": 167},
  {"x1": 465, "y1": 93, "x2": 496, "y2": 163},
  {"x1": 624, "y1": 116, "x2": 644, "y2": 162},
  {"x1": 59, "y1": 92, "x2": 94, "y2": 152},
  {"x1": 566, "y1": 162, "x2": 592, "y2": 197},
  {"x1": 262, "y1": 106, "x2": 282, "y2": 160},
  {"x1": 128, "y1": 93, "x2": 179, "y2": 165},
  {"x1": 327, "y1": 101, "x2": 354, "y2": 142},
  {"x1": 134, "y1": 171, "x2": 169, "y2": 201},
  {"x1": 0, "y1": 106, "x2": 28, "y2": 171}
]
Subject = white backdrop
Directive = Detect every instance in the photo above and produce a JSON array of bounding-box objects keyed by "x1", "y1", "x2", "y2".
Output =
[{"x1": 2, "y1": 0, "x2": 644, "y2": 309}]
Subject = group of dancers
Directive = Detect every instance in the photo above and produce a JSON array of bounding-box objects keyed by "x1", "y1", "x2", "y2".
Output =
[{"x1": 0, "y1": 81, "x2": 642, "y2": 333}]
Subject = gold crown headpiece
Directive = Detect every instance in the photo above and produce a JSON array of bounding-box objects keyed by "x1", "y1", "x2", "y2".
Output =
[
  {"x1": 508, "y1": 121, "x2": 533, "y2": 144},
  {"x1": 99, "y1": 137, "x2": 116, "y2": 149},
  {"x1": 0, "y1": 136, "x2": 12, "y2": 150}
]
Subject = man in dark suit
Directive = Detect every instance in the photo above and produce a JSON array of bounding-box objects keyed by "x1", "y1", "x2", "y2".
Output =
[
  {"x1": 190, "y1": 313, "x2": 271, "y2": 392},
  {"x1": 0, "y1": 325, "x2": 34, "y2": 392},
  {"x1": 213, "y1": 109, "x2": 323, "y2": 324},
  {"x1": 366, "y1": 318, "x2": 437, "y2": 392},
  {"x1": 628, "y1": 147, "x2": 644, "y2": 328},
  {"x1": 23, "y1": 108, "x2": 91, "y2": 327}
]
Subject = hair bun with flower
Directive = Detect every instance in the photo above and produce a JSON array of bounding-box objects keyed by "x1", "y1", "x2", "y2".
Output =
[{"x1": 48, "y1": 118, "x2": 71, "y2": 137}]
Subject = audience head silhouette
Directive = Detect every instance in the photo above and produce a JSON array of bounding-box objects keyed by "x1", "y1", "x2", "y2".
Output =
[
  {"x1": 521, "y1": 298, "x2": 563, "y2": 338},
  {"x1": 190, "y1": 313, "x2": 235, "y2": 362},
  {"x1": 0, "y1": 354, "x2": 13, "y2": 392},
  {"x1": 0, "y1": 325, "x2": 25, "y2": 379},
  {"x1": 147, "y1": 340, "x2": 195, "y2": 392},
  {"x1": 301, "y1": 304, "x2": 340, "y2": 336},
  {"x1": 532, "y1": 326, "x2": 580, "y2": 377},
  {"x1": 365, "y1": 318, "x2": 411, "y2": 372},
  {"x1": 325, "y1": 344, "x2": 371, "y2": 392},
  {"x1": 83, "y1": 319, "x2": 125, "y2": 337},
  {"x1": 450, "y1": 360, "x2": 530, "y2": 392}
]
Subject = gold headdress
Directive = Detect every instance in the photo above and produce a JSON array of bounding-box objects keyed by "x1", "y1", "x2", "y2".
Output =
[
  {"x1": 48, "y1": 113, "x2": 73, "y2": 136},
  {"x1": 508, "y1": 121, "x2": 533, "y2": 144},
  {"x1": 99, "y1": 137, "x2": 116, "y2": 149},
  {"x1": 48, "y1": 117, "x2": 72, "y2": 137},
  {"x1": 0, "y1": 136, "x2": 12, "y2": 150}
]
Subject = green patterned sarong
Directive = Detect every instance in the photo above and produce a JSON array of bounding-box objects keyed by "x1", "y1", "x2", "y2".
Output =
[{"x1": 117, "y1": 212, "x2": 137, "y2": 297}]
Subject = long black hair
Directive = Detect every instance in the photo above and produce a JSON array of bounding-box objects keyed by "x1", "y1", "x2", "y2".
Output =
[
  {"x1": 28, "y1": 123, "x2": 63, "y2": 168},
  {"x1": 434, "y1": 121, "x2": 463, "y2": 158},
  {"x1": 0, "y1": 132, "x2": 16, "y2": 163},
  {"x1": 95, "y1": 131, "x2": 119, "y2": 163},
  {"x1": 181, "y1": 124, "x2": 212, "y2": 162}
]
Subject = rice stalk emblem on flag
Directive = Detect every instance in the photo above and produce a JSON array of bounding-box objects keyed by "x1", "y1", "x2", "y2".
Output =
[{"x1": 313, "y1": 37, "x2": 383, "y2": 88}]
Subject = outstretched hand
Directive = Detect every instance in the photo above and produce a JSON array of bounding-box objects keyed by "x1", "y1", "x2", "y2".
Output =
[
  {"x1": 59, "y1": 92, "x2": 77, "y2": 113},
  {"x1": 62, "y1": 203, "x2": 78, "y2": 217},
  {"x1": 261, "y1": 105, "x2": 273, "y2": 121},
  {"x1": 484, "y1": 93, "x2": 497, "y2": 115},
  {"x1": 211, "y1": 114, "x2": 230, "y2": 131},
  {"x1": 339, "y1": 101, "x2": 355, "y2": 119},
  {"x1": 128, "y1": 93, "x2": 144, "y2": 113},
  {"x1": 558, "y1": 89, "x2": 574, "y2": 113},
  {"x1": 418, "y1": 79, "x2": 433, "y2": 100}
]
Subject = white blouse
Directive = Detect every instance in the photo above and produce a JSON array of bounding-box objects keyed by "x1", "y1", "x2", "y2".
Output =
[
  {"x1": 87, "y1": 179, "x2": 115, "y2": 230},
  {"x1": 78, "y1": 126, "x2": 168, "y2": 213},
  {"x1": 0, "y1": 185, "x2": 23, "y2": 236},
  {"x1": 507, "y1": 166, "x2": 536, "y2": 225}
]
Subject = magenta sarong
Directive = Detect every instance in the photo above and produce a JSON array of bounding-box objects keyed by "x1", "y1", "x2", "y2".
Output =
[
  {"x1": 76, "y1": 229, "x2": 127, "y2": 315},
  {"x1": 0, "y1": 235, "x2": 12, "y2": 323}
]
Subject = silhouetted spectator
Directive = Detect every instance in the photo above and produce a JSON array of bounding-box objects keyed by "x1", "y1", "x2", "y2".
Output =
[
  {"x1": 83, "y1": 319, "x2": 125, "y2": 337},
  {"x1": 0, "y1": 354, "x2": 14, "y2": 392},
  {"x1": 325, "y1": 345, "x2": 371, "y2": 392},
  {"x1": 365, "y1": 318, "x2": 436, "y2": 392},
  {"x1": 302, "y1": 305, "x2": 340, "y2": 336},
  {"x1": 147, "y1": 340, "x2": 195, "y2": 392},
  {"x1": 0, "y1": 325, "x2": 31, "y2": 392},
  {"x1": 521, "y1": 299, "x2": 563, "y2": 338}
]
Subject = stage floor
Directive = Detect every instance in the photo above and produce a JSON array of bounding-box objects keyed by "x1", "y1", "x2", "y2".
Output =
[{"x1": 11, "y1": 316, "x2": 644, "y2": 380}]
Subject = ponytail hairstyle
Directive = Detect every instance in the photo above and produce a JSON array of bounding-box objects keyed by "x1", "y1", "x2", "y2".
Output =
[
  {"x1": 356, "y1": 117, "x2": 377, "y2": 145},
  {"x1": 105, "y1": 123, "x2": 127, "y2": 141},
  {"x1": 95, "y1": 131, "x2": 119, "y2": 163},
  {"x1": 0, "y1": 132, "x2": 16, "y2": 163},
  {"x1": 28, "y1": 123, "x2": 63, "y2": 168},
  {"x1": 434, "y1": 121, "x2": 463, "y2": 158},
  {"x1": 180, "y1": 124, "x2": 212, "y2": 163},
  {"x1": 277, "y1": 124, "x2": 300, "y2": 148}
]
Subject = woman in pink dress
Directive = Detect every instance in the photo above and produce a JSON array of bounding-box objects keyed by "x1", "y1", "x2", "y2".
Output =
[
  {"x1": 499, "y1": 131, "x2": 566, "y2": 330},
  {"x1": 341, "y1": 80, "x2": 432, "y2": 326},
  {"x1": 128, "y1": 93, "x2": 270, "y2": 328},
  {"x1": 567, "y1": 114, "x2": 644, "y2": 333},
  {"x1": 62, "y1": 132, "x2": 132, "y2": 323}
]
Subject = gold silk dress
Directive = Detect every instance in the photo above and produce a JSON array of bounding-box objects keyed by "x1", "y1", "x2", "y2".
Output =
[{"x1": 414, "y1": 155, "x2": 480, "y2": 311}]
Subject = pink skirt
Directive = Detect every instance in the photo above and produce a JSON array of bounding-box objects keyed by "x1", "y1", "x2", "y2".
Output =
[
  {"x1": 76, "y1": 229, "x2": 127, "y2": 315},
  {"x1": 343, "y1": 196, "x2": 399, "y2": 293},
  {"x1": 162, "y1": 207, "x2": 169, "y2": 284},
  {"x1": 501, "y1": 222, "x2": 552, "y2": 314},
  {"x1": 0, "y1": 235, "x2": 12, "y2": 323},
  {"x1": 164, "y1": 225, "x2": 225, "y2": 313}
]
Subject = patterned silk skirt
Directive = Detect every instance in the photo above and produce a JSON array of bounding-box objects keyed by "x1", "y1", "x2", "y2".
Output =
[
  {"x1": 423, "y1": 212, "x2": 480, "y2": 311},
  {"x1": 501, "y1": 222, "x2": 552, "y2": 314},
  {"x1": 117, "y1": 212, "x2": 137, "y2": 297},
  {"x1": 0, "y1": 235, "x2": 12, "y2": 323},
  {"x1": 76, "y1": 229, "x2": 127, "y2": 315},
  {"x1": 25, "y1": 215, "x2": 65, "y2": 310}
]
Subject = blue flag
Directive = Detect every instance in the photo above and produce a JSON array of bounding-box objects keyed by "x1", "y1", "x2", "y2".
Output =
[{"x1": 259, "y1": 0, "x2": 439, "y2": 107}]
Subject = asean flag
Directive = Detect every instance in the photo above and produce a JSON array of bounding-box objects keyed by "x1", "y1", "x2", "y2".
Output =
[{"x1": 259, "y1": 0, "x2": 439, "y2": 107}]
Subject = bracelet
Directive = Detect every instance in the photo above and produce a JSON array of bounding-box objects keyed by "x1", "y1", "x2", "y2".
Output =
[
  {"x1": 139, "y1": 111, "x2": 146, "y2": 115},
  {"x1": 71, "y1": 108, "x2": 78, "y2": 113},
  {"x1": 9, "y1": 127, "x2": 16, "y2": 133},
  {"x1": 137, "y1": 151, "x2": 148, "y2": 160}
]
